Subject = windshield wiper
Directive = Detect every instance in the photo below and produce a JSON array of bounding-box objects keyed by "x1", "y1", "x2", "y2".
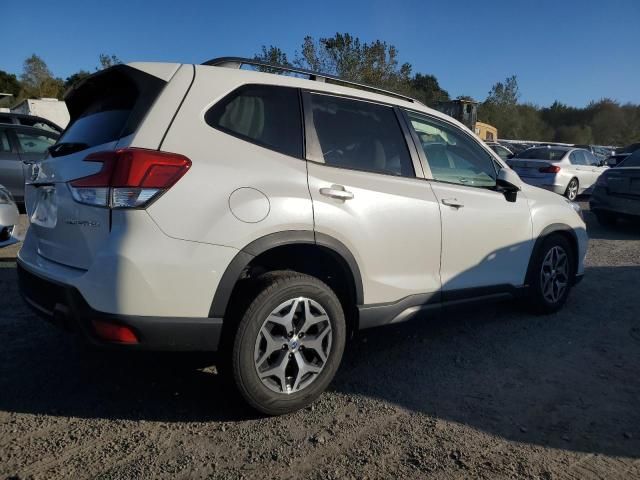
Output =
[{"x1": 48, "y1": 142, "x2": 90, "y2": 157}]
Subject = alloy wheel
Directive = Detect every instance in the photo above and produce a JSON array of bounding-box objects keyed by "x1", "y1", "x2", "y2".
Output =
[
  {"x1": 540, "y1": 246, "x2": 569, "y2": 303},
  {"x1": 567, "y1": 180, "x2": 578, "y2": 201},
  {"x1": 254, "y1": 297, "x2": 332, "y2": 394}
]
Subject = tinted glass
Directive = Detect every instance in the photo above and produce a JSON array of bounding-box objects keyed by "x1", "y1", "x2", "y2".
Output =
[
  {"x1": 570, "y1": 150, "x2": 588, "y2": 165},
  {"x1": 619, "y1": 150, "x2": 640, "y2": 167},
  {"x1": 307, "y1": 94, "x2": 414, "y2": 177},
  {"x1": 0, "y1": 131, "x2": 10, "y2": 152},
  {"x1": 407, "y1": 111, "x2": 496, "y2": 187},
  {"x1": 517, "y1": 148, "x2": 567, "y2": 160},
  {"x1": 206, "y1": 84, "x2": 302, "y2": 158},
  {"x1": 16, "y1": 130, "x2": 57, "y2": 154},
  {"x1": 56, "y1": 67, "x2": 165, "y2": 156}
]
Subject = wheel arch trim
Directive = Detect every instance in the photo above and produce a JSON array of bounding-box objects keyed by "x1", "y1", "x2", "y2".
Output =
[
  {"x1": 208, "y1": 231, "x2": 364, "y2": 318},
  {"x1": 525, "y1": 223, "x2": 580, "y2": 285}
]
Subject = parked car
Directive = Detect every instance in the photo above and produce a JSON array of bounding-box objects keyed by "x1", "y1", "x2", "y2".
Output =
[
  {"x1": 486, "y1": 142, "x2": 513, "y2": 161},
  {"x1": 499, "y1": 141, "x2": 532, "y2": 155},
  {"x1": 0, "y1": 184, "x2": 19, "y2": 244},
  {"x1": 17, "y1": 59, "x2": 587, "y2": 415},
  {"x1": 574, "y1": 144, "x2": 609, "y2": 162},
  {"x1": 508, "y1": 146, "x2": 608, "y2": 200},
  {"x1": 590, "y1": 150, "x2": 640, "y2": 225},
  {"x1": 606, "y1": 153, "x2": 631, "y2": 167},
  {"x1": 0, "y1": 112, "x2": 63, "y2": 134},
  {"x1": 616, "y1": 143, "x2": 640, "y2": 155},
  {"x1": 0, "y1": 124, "x2": 59, "y2": 205}
]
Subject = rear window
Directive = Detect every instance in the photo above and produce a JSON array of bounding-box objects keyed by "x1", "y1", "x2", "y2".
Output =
[
  {"x1": 516, "y1": 148, "x2": 567, "y2": 161},
  {"x1": 53, "y1": 66, "x2": 165, "y2": 157},
  {"x1": 619, "y1": 151, "x2": 640, "y2": 167}
]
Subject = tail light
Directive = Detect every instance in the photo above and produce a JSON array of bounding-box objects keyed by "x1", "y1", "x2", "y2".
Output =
[
  {"x1": 539, "y1": 165, "x2": 561, "y2": 173},
  {"x1": 92, "y1": 320, "x2": 139, "y2": 344},
  {"x1": 69, "y1": 148, "x2": 191, "y2": 208}
]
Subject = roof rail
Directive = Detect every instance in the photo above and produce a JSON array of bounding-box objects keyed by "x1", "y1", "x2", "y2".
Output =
[{"x1": 202, "y1": 57, "x2": 418, "y2": 104}]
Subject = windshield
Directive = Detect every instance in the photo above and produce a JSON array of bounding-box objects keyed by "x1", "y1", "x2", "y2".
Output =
[{"x1": 516, "y1": 148, "x2": 567, "y2": 160}]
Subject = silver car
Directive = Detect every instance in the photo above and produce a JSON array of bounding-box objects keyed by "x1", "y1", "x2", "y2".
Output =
[{"x1": 508, "y1": 146, "x2": 608, "y2": 200}]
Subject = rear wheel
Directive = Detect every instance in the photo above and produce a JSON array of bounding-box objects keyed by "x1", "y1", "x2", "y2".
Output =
[
  {"x1": 231, "y1": 271, "x2": 346, "y2": 415},
  {"x1": 527, "y1": 235, "x2": 574, "y2": 314},
  {"x1": 565, "y1": 178, "x2": 579, "y2": 201}
]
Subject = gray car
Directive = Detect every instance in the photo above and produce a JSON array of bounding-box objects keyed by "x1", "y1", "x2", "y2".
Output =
[
  {"x1": 508, "y1": 146, "x2": 608, "y2": 201},
  {"x1": 590, "y1": 150, "x2": 640, "y2": 225},
  {"x1": 0, "y1": 124, "x2": 59, "y2": 205}
]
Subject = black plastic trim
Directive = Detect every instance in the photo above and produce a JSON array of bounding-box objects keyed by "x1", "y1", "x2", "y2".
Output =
[
  {"x1": 17, "y1": 260, "x2": 222, "y2": 351},
  {"x1": 358, "y1": 284, "x2": 525, "y2": 330},
  {"x1": 208, "y1": 230, "x2": 364, "y2": 318},
  {"x1": 525, "y1": 223, "x2": 580, "y2": 286}
]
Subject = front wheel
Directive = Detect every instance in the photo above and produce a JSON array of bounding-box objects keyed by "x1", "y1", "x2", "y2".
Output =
[
  {"x1": 565, "y1": 178, "x2": 579, "y2": 201},
  {"x1": 527, "y1": 235, "x2": 574, "y2": 314},
  {"x1": 232, "y1": 271, "x2": 346, "y2": 415}
]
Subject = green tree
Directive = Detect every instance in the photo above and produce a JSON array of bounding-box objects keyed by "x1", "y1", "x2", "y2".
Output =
[
  {"x1": 64, "y1": 70, "x2": 91, "y2": 91},
  {"x1": 293, "y1": 33, "x2": 412, "y2": 92},
  {"x1": 20, "y1": 54, "x2": 63, "y2": 98},
  {"x1": 98, "y1": 53, "x2": 122, "y2": 70},
  {"x1": 408, "y1": 73, "x2": 449, "y2": 106},
  {"x1": 0, "y1": 70, "x2": 21, "y2": 97}
]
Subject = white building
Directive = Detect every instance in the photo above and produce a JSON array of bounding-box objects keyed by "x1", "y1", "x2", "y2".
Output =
[{"x1": 11, "y1": 98, "x2": 70, "y2": 128}]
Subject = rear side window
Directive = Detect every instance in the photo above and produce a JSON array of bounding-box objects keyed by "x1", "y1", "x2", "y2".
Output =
[
  {"x1": 305, "y1": 93, "x2": 414, "y2": 177},
  {"x1": 205, "y1": 84, "x2": 302, "y2": 158},
  {"x1": 53, "y1": 66, "x2": 165, "y2": 157},
  {"x1": 570, "y1": 151, "x2": 587, "y2": 165}
]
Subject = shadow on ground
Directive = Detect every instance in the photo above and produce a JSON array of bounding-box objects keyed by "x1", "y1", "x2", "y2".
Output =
[{"x1": 1, "y1": 259, "x2": 639, "y2": 459}]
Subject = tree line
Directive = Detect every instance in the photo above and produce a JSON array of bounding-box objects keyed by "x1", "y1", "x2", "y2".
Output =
[
  {"x1": 0, "y1": 53, "x2": 121, "y2": 103},
  {"x1": 2, "y1": 34, "x2": 639, "y2": 146}
]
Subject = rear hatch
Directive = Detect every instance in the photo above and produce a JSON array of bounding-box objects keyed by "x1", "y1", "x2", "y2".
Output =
[
  {"x1": 25, "y1": 65, "x2": 168, "y2": 269},
  {"x1": 508, "y1": 159, "x2": 556, "y2": 178},
  {"x1": 606, "y1": 167, "x2": 640, "y2": 197}
]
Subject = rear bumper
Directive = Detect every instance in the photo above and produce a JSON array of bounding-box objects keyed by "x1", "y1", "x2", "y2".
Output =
[
  {"x1": 518, "y1": 176, "x2": 566, "y2": 195},
  {"x1": 17, "y1": 260, "x2": 223, "y2": 351},
  {"x1": 590, "y1": 187, "x2": 640, "y2": 218}
]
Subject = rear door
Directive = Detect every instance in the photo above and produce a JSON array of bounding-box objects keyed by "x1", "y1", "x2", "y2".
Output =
[
  {"x1": 303, "y1": 92, "x2": 442, "y2": 304},
  {"x1": 25, "y1": 65, "x2": 170, "y2": 269},
  {"x1": 0, "y1": 128, "x2": 24, "y2": 201},
  {"x1": 403, "y1": 110, "x2": 533, "y2": 294}
]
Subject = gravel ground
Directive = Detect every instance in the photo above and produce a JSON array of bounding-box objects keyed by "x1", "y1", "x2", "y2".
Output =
[{"x1": 1, "y1": 201, "x2": 639, "y2": 479}]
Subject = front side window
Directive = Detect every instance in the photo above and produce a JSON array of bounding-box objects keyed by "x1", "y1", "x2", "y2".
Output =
[
  {"x1": 205, "y1": 84, "x2": 302, "y2": 158},
  {"x1": 406, "y1": 111, "x2": 496, "y2": 187},
  {"x1": 15, "y1": 130, "x2": 57, "y2": 154},
  {"x1": 305, "y1": 93, "x2": 414, "y2": 177}
]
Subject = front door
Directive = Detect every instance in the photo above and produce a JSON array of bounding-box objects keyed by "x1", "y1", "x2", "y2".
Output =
[{"x1": 403, "y1": 110, "x2": 533, "y2": 296}]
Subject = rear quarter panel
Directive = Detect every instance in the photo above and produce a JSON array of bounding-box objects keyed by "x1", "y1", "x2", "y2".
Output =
[{"x1": 145, "y1": 67, "x2": 313, "y2": 249}]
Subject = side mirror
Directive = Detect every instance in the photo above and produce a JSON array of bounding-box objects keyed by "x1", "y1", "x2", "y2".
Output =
[
  {"x1": 497, "y1": 168, "x2": 521, "y2": 202},
  {"x1": 507, "y1": 153, "x2": 514, "y2": 159},
  {"x1": 497, "y1": 167, "x2": 522, "y2": 190}
]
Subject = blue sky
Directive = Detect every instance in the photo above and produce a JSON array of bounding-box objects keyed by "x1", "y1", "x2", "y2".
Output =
[{"x1": 4, "y1": 0, "x2": 638, "y2": 107}]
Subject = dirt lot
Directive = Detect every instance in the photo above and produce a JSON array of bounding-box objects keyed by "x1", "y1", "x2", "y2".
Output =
[{"x1": 1, "y1": 202, "x2": 639, "y2": 480}]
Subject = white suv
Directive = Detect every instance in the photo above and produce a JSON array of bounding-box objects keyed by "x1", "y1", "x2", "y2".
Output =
[{"x1": 18, "y1": 58, "x2": 587, "y2": 415}]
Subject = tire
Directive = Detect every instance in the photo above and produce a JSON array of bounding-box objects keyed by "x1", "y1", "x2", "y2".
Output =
[
  {"x1": 564, "y1": 178, "x2": 579, "y2": 201},
  {"x1": 595, "y1": 211, "x2": 617, "y2": 227},
  {"x1": 231, "y1": 271, "x2": 346, "y2": 415},
  {"x1": 527, "y1": 234, "x2": 575, "y2": 314}
]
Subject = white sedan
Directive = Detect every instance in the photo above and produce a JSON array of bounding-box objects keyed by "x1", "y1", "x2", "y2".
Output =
[{"x1": 508, "y1": 147, "x2": 608, "y2": 201}]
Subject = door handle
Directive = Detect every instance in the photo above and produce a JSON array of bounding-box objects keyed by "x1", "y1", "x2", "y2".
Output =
[
  {"x1": 319, "y1": 185, "x2": 354, "y2": 201},
  {"x1": 441, "y1": 198, "x2": 464, "y2": 208}
]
